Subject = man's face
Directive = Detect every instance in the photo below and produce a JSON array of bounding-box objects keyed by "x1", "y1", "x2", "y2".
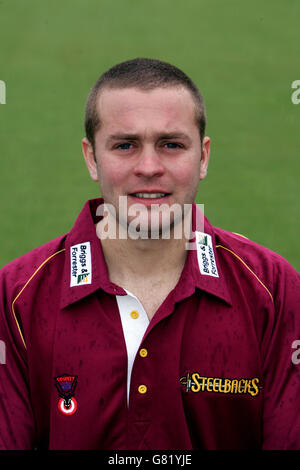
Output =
[{"x1": 82, "y1": 86, "x2": 210, "y2": 236}]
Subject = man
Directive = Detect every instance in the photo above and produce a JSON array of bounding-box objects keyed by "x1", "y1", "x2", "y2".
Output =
[{"x1": 0, "y1": 58, "x2": 299, "y2": 450}]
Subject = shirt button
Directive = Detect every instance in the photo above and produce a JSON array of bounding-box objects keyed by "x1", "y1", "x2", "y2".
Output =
[
  {"x1": 138, "y1": 385, "x2": 147, "y2": 394},
  {"x1": 130, "y1": 310, "x2": 139, "y2": 319},
  {"x1": 139, "y1": 348, "x2": 148, "y2": 358}
]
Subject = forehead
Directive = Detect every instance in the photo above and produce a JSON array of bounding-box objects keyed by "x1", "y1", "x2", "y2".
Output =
[{"x1": 96, "y1": 86, "x2": 198, "y2": 134}]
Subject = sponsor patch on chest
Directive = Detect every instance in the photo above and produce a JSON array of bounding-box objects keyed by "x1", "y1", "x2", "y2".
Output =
[
  {"x1": 195, "y1": 231, "x2": 219, "y2": 277},
  {"x1": 180, "y1": 372, "x2": 261, "y2": 397},
  {"x1": 70, "y1": 242, "x2": 92, "y2": 286}
]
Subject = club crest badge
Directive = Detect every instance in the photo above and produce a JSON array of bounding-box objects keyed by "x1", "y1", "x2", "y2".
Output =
[{"x1": 54, "y1": 374, "x2": 78, "y2": 416}]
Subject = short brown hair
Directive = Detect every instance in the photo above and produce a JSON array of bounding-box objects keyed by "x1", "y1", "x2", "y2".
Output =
[{"x1": 84, "y1": 58, "x2": 206, "y2": 152}]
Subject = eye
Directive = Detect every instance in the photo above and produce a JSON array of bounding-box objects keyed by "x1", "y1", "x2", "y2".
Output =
[
  {"x1": 164, "y1": 142, "x2": 183, "y2": 149},
  {"x1": 116, "y1": 142, "x2": 133, "y2": 150}
]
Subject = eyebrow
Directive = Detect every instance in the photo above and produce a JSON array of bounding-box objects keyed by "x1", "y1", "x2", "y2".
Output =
[
  {"x1": 107, "y1": 132, "x2": 192, "y2": 142},
  {"x1": 107, "y1": 134, "x2": 139, "y2": 142}
]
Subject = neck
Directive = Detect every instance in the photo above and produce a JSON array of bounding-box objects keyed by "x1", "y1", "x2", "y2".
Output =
[{"x1": 96, "y1": 211, "x2": 192, "y2": 282}]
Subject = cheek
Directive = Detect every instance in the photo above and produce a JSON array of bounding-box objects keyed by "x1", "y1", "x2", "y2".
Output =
[
  {"x1": 171, "y1": 161, "x2": 200, "y2": 187},
  {"x1": 98, "y1": 159, "x2": 128, "y2": 188}
]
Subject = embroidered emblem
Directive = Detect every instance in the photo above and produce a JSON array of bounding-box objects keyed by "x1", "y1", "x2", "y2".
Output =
[
  {"x1": 54, "y1": 374, "x2": 78, "y2": 415},
  {"x1": 180, "y1": 372, "x2": 261, "y2": 397}
]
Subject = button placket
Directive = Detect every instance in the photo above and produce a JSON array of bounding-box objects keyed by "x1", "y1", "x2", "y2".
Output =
[{"x1": 116, "y1": 290, "x2": 149, "y2": 406}]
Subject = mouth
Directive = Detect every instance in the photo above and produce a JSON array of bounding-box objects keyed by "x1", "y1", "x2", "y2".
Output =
[
  {"x1": 128, "y1": 192, "x2": 171, "y2": 204},
  {"x1": 130, "y1": 192, "x2": 170, "y2": 199}
]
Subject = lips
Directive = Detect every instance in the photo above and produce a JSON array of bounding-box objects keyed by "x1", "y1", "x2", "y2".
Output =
[
  {"x1": 128, "y1": 192, "x2": 171, "y2": 205},
  {"x1": 130, "y1": 192, "x2": 169, "y2": 199}
]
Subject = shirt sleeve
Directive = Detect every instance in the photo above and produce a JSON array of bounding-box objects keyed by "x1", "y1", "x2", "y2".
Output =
[
  {"x1": 262, "y1": 257, "x2": 300, "y2": 449},
  {"x1": 0, "y1": 269, "x2": 36, "y2": 450}
]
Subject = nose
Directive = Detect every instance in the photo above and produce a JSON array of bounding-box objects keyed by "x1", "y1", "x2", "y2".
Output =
[{"x1": 133, "y1": 146, "x2": 165, "y2": 178}]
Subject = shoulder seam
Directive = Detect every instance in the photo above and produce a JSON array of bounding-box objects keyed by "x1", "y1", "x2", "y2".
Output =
[
  {"x1": 216, "y1": 244, "x2": 274, "y2": 304},
  {"x1": 11, "y1": 248, "x2": 66, "y2": 350}
]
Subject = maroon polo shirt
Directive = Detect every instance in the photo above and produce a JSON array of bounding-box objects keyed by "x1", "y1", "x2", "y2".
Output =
[{"x1": 0, "y1": 198, "x2": 299, "y2": 450}]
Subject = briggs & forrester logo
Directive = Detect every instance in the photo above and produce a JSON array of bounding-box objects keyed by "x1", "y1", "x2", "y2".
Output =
[{"x1": 70, "y1": 242, "x2": 92, "y2": 287}]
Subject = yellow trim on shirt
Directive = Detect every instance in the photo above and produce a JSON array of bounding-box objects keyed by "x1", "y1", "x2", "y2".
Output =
[
  {"x1": 11, "y1": 249, "x2": 66, "y2": 350},
  {"x1": 216, "y1": 245, "x2": 274, "y2": 304},
  {"x1": 232, "y1": 232, "x2": 249, "y2": 240}
]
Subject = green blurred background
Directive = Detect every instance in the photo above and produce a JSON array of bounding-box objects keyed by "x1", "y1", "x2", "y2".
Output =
[{"x1": 0, "y1": 0, "x2": 299, "y2": 271}]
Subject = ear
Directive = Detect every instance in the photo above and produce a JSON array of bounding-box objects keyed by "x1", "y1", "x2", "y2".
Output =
[
  {"x1": 199, "y1": 136, "x2": 211, "y2": 180},
  {"x1": 82, "y1": 137, "x2": 98, "y2": 182}
]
